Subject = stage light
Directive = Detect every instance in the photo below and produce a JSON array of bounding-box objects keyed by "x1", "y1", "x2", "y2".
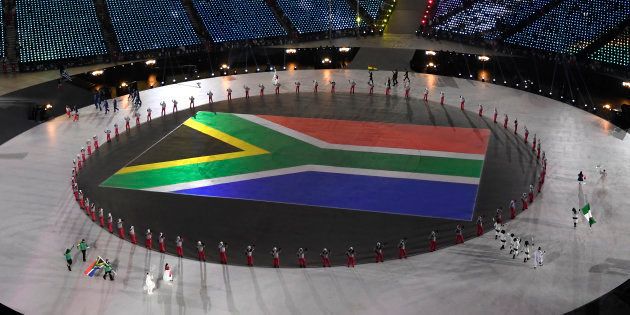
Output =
[
  {"x1": 211, "y1": 73, "x2": 215, "y2": 76},
  {"x1": 45, "y1": 104, "x2": 53, "y2": 110},
  {"x1": 427, "y1": 62, "x2": 436, "y2": 68},
  {"x1": 425, "y1": 50, "x2": 437, "y2": 55},
  {"x1": 572, "y1": 99, "x2": 575, "y2": 103},
  {"x1": 623, "y1": 81, "x2": 630, "y2": 88},
  {"x1": 184, "y1": 77, "x2": 187, "y2": 80},
  {"x1": 145, "y1": 59, "x2": 156, "y2": 66},
  {"x1": 161, "y1": 81, "x2": 164, "y2": 85},
  {"x1": 322, "y1": 57, "x2": 332, "y2": 64},
  {"x1": 339, "y1": 47, "x2": 351, "y2": 52},
  {"x1": 245, "y1": 69, "x2": 248, "y2": 73},
  {"x1": 221, "y1": 64, "x2": 229, "y2": 69},
  {"x1": 283, "y1": 66, "x2": 286, "y2": 70},
  {"x1": 256, "y1": 68, "x2": 260, "y2": 72},
  {"x1": 172, "y1": 79, "x2": 176, "y2": 82},
  {"x1": 478, "y1": 56, "x2": 490, "y2": 62},
  {"x1": 603, "y1": 104, "x2": 611, "y2": 110},
  {"x1": 120, "y1": 82, "x2": 128, "y2": 87},
  {"x1": 549, "y1": 92, "x2": 552, "y2": 95},
  {"x1": 294, "y1": 66, "x2": 297, "y2": 70},
  {"x1": 285, "y1": 49, "x2": 297, "y2": 54},
  {"x1": 91, "y1": 70, "x2": 103, "y2": 76}
]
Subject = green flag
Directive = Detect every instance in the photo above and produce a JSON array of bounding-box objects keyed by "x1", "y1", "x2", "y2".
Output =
[{"x1": 581, "y1": 203, "x2": 596, "y2": 226}]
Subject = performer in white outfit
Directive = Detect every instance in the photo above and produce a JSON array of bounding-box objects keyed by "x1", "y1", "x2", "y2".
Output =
[
  {"x1": 144, "y1": 273, "x2": 156, "y2": 294},
  {"x1": 162, "y1": 263, "x2": 173, "y2": 282},
  {"x1": 512, "y1": 237, "x2": 520, "y2": 259},
  {"x1": 523, "y1": 241, "x2": 531, "y2": 263},
  {"x1": 533, "y1": 247, "x2": 545, "y2": 269}
]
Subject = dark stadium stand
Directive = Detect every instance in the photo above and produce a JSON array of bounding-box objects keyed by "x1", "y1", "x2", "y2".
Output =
[
  {"x1": 435, "y1": 0, "x2": 463, "y2": 17},
  {"x1": 358, "y1": 0, "x2": 385, "y2": 20},
  {"x1": 1, "y1": 0, "x2": 4, "y2": 58},
  {"x1": 505, "y1": 0, "x2": 630, "y2": 54},
  {"x1": 434, "y1": 0, "x2": 553, "y2": 40},
  {"x1": 15, "y1": 0, "x2": 107, "y2": 63},
  {"x1": 105, "y1": 0, "x2": 200, "y2": 52},
  {"x1": 191, "y1": 0, "x2": 286, "y2": 43},
  {"x1": 276, "y1": 0, "x2": 359, "y2": 34},
  {"x1": 590, "y1": 28, "x2": 630, "y2": 67}
]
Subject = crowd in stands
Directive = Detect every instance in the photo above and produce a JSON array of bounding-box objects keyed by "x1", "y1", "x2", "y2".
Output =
[
  {"x1": 106, "y1": 0, "x2": 200, "y2": 52},
  {"x1": 505, "y1": 0, "x2": 630, "y2": 54},
  {"x1": 192, "y1": 0, "x2": 286, "y2": 43},
  {"x1": 358, "y1": 0, "x2": 386, "y2": 20},
  {"x1": 15, "y1": 0, "x2": 107, "y2": 63},
  {"x1": 434, "y1": 0, "x2": 465, "y2": 17},
  {"x1": 3, "y1": 0, "x2": 389, "y2": 72},
  {"x1": 590, "y1": 27, "x2": 630, "y2": 67},
  {"x1": 422, "y1": 0, "x2": 630, "y2": 75},
  {"x1": 1, "y1": 0, "x2": 4, "y2": 59},
  {"x1": 434, "y1": 0, "x2": 553, "y2": 40},
  {"x1": 277, "y1": 0, "x2": 359, "y2": 34}
]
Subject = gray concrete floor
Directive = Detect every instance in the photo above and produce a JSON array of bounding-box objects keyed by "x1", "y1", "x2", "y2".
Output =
[{"x1": 0, "y1": 69, "x2": 628, "y2": 315}]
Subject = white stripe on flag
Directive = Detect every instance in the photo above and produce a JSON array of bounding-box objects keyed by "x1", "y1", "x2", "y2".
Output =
[
  {"x1": 235, "y1": 114, "x2": 486, "y2": 160},
  {"x1": 143, "y1": 165, "x2": 480, "y2": 193}
]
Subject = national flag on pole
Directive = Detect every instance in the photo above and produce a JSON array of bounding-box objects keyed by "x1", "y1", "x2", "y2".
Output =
[
  {"x1": 83, "y1": 256, "x2": 106, "y2": 277},
  {"x1": 581, "y1": 203, "x2": 596, "y2": 226}
]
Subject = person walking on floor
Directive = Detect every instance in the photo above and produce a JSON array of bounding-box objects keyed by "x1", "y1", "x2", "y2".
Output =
[
  {"x1": 77, "y1": 239, "x2": 88, "y2": 262},
  {"x1": 64, "y1": 248, "x2": 73, "y2": 271},
  {"x1": 103, "y1": 259, "x2": 114, "y2": 280}
]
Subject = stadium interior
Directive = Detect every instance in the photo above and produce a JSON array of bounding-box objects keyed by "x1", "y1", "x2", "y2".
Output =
[{"x1": 0, "y1": 0, "x2": 629, "y2": 314}]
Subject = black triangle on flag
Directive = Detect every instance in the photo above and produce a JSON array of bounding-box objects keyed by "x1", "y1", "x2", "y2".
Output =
[{"x1": 128, "y1": 124, "x2": 242, "y2": 167}]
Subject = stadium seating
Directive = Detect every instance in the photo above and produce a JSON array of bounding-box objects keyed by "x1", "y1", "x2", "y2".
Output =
[
  {"x1": 1, "y1": 0, "x2": 4, "y2": 58},
  {"x1": 15, "y1": 0, "x2": 107, "y2": 63},
  {"x1": 435, "y1": 0, "x2": 463, "y2": 17},
  {"x1": 192, "y1": 0, "x2": 286, "y2": 43},
  {"x1": 358, "y1": 0, "x2": 385, "y2": 20},
  {"x1": 105, "y1": 0, "x2": 200, "y2": 52},
  {"x1": 506, "y1": 0, "x2": 630, "y2": 54},
  {"x1": 590, "y1": 28, "x2": 630, "y2": 67},
  {"x1": 434, "y1": 0, "x2": 553, "y2": 39},
  {"x1": 277, "y1": 0, "x2": 359, "y2": 34}
]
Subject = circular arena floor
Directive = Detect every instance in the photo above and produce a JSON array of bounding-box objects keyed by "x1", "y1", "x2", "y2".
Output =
[
  {"x1": 78, "y1": 92, "x2": 539, "y2": 266},
  {"x1": 0, "y1": 69, "x2": 628, "y2": 314}
]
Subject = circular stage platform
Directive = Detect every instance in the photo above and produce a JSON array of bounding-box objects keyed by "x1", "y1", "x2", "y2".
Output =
[{"x1": 78, "y1": 92, "x2": 541, "y2": 266}]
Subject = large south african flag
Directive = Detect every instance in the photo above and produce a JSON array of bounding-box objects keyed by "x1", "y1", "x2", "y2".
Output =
[{"x1": 102, "y1": 112, "x2": 490, "y2": 220}]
